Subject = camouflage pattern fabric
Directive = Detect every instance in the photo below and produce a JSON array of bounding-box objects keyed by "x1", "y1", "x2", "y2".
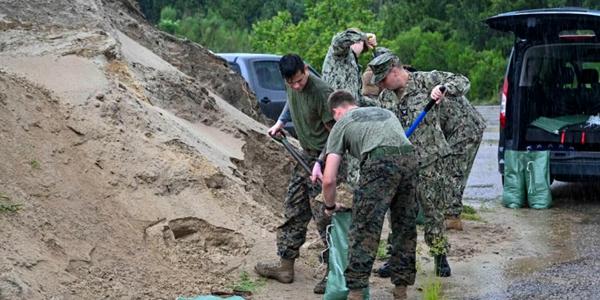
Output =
[
  {"x1": 439, "y1": 96, "x2": 486, "y2": 217},
  {"x1": 277, "y1": 149, "x2": 331, "y2": 262},
  {"x1": 322, "y1": 29, "x2": 380, "y2": 108},
  {"x1": 345, "y1": 154, "x2": 418, "y2": 289},
  {"x1": 378, "y1": 70, "x2": 471, "y2": 255}
]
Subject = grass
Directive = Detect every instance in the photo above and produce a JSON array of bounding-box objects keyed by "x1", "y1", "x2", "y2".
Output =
[
  {"x1": 461, "y1": 205, "x2": 484, "y2": 222},
  {"x1": 422, "y1": 276, "x2": 444, "y2": 300},
  {"x1": 0, "y1": 193, "x2": 22, "y2": 213},
  {"x1": 30, "y1": 159, "x2": 41, "y2": 169},
  {"x1": 376, "y1": 239, "x2": 389, "y2": 260},
  {"x1": 229, "y1": 271, "x2": 266, "y2": 293}
]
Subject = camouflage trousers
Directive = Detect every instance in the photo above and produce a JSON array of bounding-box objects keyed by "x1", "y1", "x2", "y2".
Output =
[
  {"x1": 277, "y1": 149, "x2": 331, "y2": 262},
  {"x1": 444, "y1": 136, "x2": 483, "y2": 217},
  {"x1": 346, "y1": 153, "x2": 418, "y2": 289},
  {"x1": 418, "y1": 159, "x2": 449, "y2": 255}
]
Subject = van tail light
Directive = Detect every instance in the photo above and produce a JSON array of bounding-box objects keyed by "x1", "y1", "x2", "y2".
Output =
[{"x1": 500, "y1": 77, "x2": 508, "y2": 129}]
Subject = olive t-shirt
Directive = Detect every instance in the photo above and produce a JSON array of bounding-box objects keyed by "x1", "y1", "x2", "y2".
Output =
[
  {"x1": 326, "y1": 107, "x2": 412, "y2": 159},
  {"x1": 285, "y1": 74, "x2": 334, "y2": 151}
]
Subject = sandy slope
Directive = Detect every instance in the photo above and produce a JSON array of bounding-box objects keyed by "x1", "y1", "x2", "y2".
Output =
[{"x1": 0, "y1": 1, "x2": 299, "y2": 298}]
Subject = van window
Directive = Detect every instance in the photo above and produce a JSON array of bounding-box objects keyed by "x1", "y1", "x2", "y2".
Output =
[
  {"x1": 253, "y1": 61, "x2": 285, "y2": 91},
  {"x1": 520, "y1": 44, "x2": 600, "y2": 118}
]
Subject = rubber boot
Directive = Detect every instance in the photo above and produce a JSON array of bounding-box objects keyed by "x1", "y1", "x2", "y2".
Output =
[
  {"x1": 445, "y1": 216, "x2": 463, "y2": 231},
  {"x1": 434, "y1": 255, "x2": 451, "y2": 277},
  {"x1": 393, "y1": 285, "x2": 408, "y2": 300},
  {"x1": 376, "y1": 261, "x2": 391, "y2": 278},
  {"x1": 313, "y1": 272, "x2": 327, "y2": 294},
  {"x1": 347, "y1": 289, "x2": 364, "y2": 300},
  {"x1": 254, "y1": 258, "x2": 294, "y2": 283}
]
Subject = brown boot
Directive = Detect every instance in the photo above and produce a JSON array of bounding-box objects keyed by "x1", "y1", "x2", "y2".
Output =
[
  {"x1": 254, "y1": 258, "x2": 294, "y2": 283},
  {"x1": 445, "y1": 216, "x2": 463, "y2": 231},
  {"x1": 393, "y1": 285, "x2": 407, "y2": 300},
  {"x1": 347, "y1": 289, "x2": 365, "y2": 300}
]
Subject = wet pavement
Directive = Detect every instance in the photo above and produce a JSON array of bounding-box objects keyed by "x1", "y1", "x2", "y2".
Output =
[{"x1": 444, "y1": 106, "x2": 600, "y2": 300}]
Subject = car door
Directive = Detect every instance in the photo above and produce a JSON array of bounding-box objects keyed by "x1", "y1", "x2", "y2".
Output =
[{"x1": 248, "y1": 58, "x2": 288, "y2": 121}]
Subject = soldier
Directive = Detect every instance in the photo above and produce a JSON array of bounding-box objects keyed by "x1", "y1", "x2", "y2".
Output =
[
  {"x1": 322, "y1": 90, "x2": 418, "y2": 300},
  {"x1": 369, "y1": 52, "x2": 471, "y2": 277},
  {"x1": 320, "y1": 29, "x2": 379, "y2": 192},
  {"x1": 255, "y1": 54, "x2": 334, "y2": 294},
  {"x1": 322, "y1": 28, "x2": 378, "y2": 107},
  {"x1": 439, "y1": 96, "x2": 486, "y2": 230}
]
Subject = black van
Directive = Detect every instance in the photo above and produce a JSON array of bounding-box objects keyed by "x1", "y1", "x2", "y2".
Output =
[{"x1": 486, "y1": 8, "x2": 600, "y2": 181}]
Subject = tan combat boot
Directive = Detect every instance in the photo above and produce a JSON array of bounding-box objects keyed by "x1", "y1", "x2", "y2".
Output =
[
  {"x1": 445, "y1": 216, "x2": 463, "y2": 231},
  {"x1": 393, "y1": 285, "x2": 408, "y2": 300},
  {"x1": 347, "y1": 289, "x2": 364, "y2": 300},
  {"x1": 254, "y1": 258, "x2": 294, "y2": 283}
]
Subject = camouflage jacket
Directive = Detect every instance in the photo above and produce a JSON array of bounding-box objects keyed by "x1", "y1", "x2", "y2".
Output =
[
  {"x1": 439, "y1": 95, "x2": 486, "y2": 150},
  {"x1": 379, "y1": 70, "x2": 471, "y2": 167},
  {"x1": 322, "y1": 29, "x2": 379, "y2": 107}
]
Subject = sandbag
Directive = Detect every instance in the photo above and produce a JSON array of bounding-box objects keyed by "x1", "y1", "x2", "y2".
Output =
[
  {"x1": 324, "y1": 212, "x2": 369, "y2": 300},
  {"x1": 525, "y1": 151, "x2": 552, "y2": 209},
  {"x1": 502, "y1": 150, "x2": 527, "y2": 208}
]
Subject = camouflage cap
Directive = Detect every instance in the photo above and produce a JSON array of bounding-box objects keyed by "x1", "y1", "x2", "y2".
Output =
[
  {"x1": 372, "y1": 47, "x2": 391, "y2": 58},
  {"x1": 368, "y1": 52, "x2": 400, "y2": 85}
]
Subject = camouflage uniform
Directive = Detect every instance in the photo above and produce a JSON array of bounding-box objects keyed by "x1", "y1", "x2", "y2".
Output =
[
  {"x1": 438, "y1": 96, "x2": 486, "y2": 217},
  {"x1": 379, "y1": 70, "x2": 471, "y2": 254},
  {"x1": 325, "y1": 107, "x2": 418, "y2": 289},
  {"x1": 347, "y1": 154, "x2": 418, "y2": 288},
  {"x1": 277, "y1": 148, "x2": 331, "y2": 261}
]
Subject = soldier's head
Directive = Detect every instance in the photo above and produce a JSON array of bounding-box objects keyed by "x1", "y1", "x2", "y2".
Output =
[
  {"x1": 368, "y1": 52, "x2": 409, "y2": 91},
  {"x1": 328, "y1": 90, "x2": 357, "y2": 121},
  {"x1": 279, "y1": 54, "x2": 310, "y2": 91}
]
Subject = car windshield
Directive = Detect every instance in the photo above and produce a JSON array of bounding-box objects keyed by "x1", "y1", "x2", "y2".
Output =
[
  {"x1": 253, "y1": 60, "x2": 285, "y2": 91},
  {"x1": 519, "y1": 43, "x2": 600, "y2": 119}
]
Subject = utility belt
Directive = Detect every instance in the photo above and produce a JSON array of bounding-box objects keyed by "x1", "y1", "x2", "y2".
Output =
[{"x1": 364, "y1": 145, "x2": 413, "y2": 161}]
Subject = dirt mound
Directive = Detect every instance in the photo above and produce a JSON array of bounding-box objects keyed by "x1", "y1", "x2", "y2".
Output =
[{"x1": 0, "y1": 1, "x2": 302, "y2": 298}]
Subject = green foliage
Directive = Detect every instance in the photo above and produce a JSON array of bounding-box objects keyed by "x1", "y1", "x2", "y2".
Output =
[
  {"x1": 376, "y1": 239, "x2": 388, "y2": 260},
  {"x1": 251, "y1": 0, "x2": 383, "y2": 72},
  {"x1": 30, "y1": 160, "x2": 40, "y2": 169},
  {"x1": 229, "y1": 271, "x2": 266, "y2": 293},
  {"x1": 461, "y1": 205, "x2": 485, "y2": 222},
  {"x1": 0, "y1": 193, "x2": 22, "y2": 213},
  {"x1": 422, "y1": 276, "x2": 444, "y2": 300},
  {"x1": 157, "y1": 7, "x2": 252, "y2": 52}
]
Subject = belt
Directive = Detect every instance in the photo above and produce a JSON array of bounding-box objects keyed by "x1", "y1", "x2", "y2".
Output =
[{"x1": 366, "y1": 145, "x2": 413, "y2": 160}]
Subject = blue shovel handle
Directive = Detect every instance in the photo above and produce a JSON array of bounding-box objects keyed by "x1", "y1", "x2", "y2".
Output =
[{"x1": 405, "y1": 86, "x2": 446, "y2": 138}]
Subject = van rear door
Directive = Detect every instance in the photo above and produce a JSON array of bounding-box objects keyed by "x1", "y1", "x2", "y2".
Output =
[{"x1": 486, "y1": 8, "x2": 600, "y2": 40}]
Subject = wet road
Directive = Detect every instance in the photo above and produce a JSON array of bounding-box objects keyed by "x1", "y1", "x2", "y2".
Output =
[{"x1": 445, "y1": 106, "x2": 600, "y2": 300}]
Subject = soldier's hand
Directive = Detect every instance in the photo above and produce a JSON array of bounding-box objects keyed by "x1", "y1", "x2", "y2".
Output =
[
  {"x1": 366, "y1": 33, "x2": 377, "y2": 49},
  {"x1": 310, "y1": 161, "x2": 323, "y2": 184},
  {"x1": 431, "y1": 85, "x2": 447, "y2": 104},
  {"x1": 267, "y1": 120, "x2": 284, "y2": 138}
]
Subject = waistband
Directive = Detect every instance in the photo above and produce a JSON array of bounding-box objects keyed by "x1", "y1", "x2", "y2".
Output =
[{"x1": 365, "y1": 145, "x2": 413, "y2": 161}]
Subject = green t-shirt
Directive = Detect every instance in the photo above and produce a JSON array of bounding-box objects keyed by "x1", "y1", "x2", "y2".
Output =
[
  {"x1": 326, "y1": 107, "x2": 412, "y2": 159},
  {"x1": 286, "y1": 74, "x2": 334, "y2": 151}
]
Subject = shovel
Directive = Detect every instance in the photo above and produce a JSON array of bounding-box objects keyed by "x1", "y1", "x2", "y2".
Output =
[
  {"x1": 270, "y1": 131, "x2": 315, "y2": 176},
  {"x1": 405, "y1": 86, "x2": 446, "y2": 138}
]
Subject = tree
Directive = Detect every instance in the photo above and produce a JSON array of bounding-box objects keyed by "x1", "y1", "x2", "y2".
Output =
[{"x1": 251, "y1": 0, "x2": 383, "y2": 72}]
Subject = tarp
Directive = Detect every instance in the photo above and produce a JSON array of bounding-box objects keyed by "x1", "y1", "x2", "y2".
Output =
[
  {"x1": 324, "y1": 211, "x2": 369, "y2": 300},
  {"x1": 530, "y1": 115, "x2": 589, "y2": 134},
  {"x1": 502, "y1": 150, "x2": 552, "y2": 209}
]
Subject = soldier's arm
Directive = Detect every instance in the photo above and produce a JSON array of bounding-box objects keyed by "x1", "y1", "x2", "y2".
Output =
[
  {"x1": 420, "y1": 71, "x2": 471, "y2": 97},
  {"x1": 357, "y1": 94, "x2": 381, "y2": 107},
  {"x1": 330, "y1": 29, "x2": 366, "y2": 57}
]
